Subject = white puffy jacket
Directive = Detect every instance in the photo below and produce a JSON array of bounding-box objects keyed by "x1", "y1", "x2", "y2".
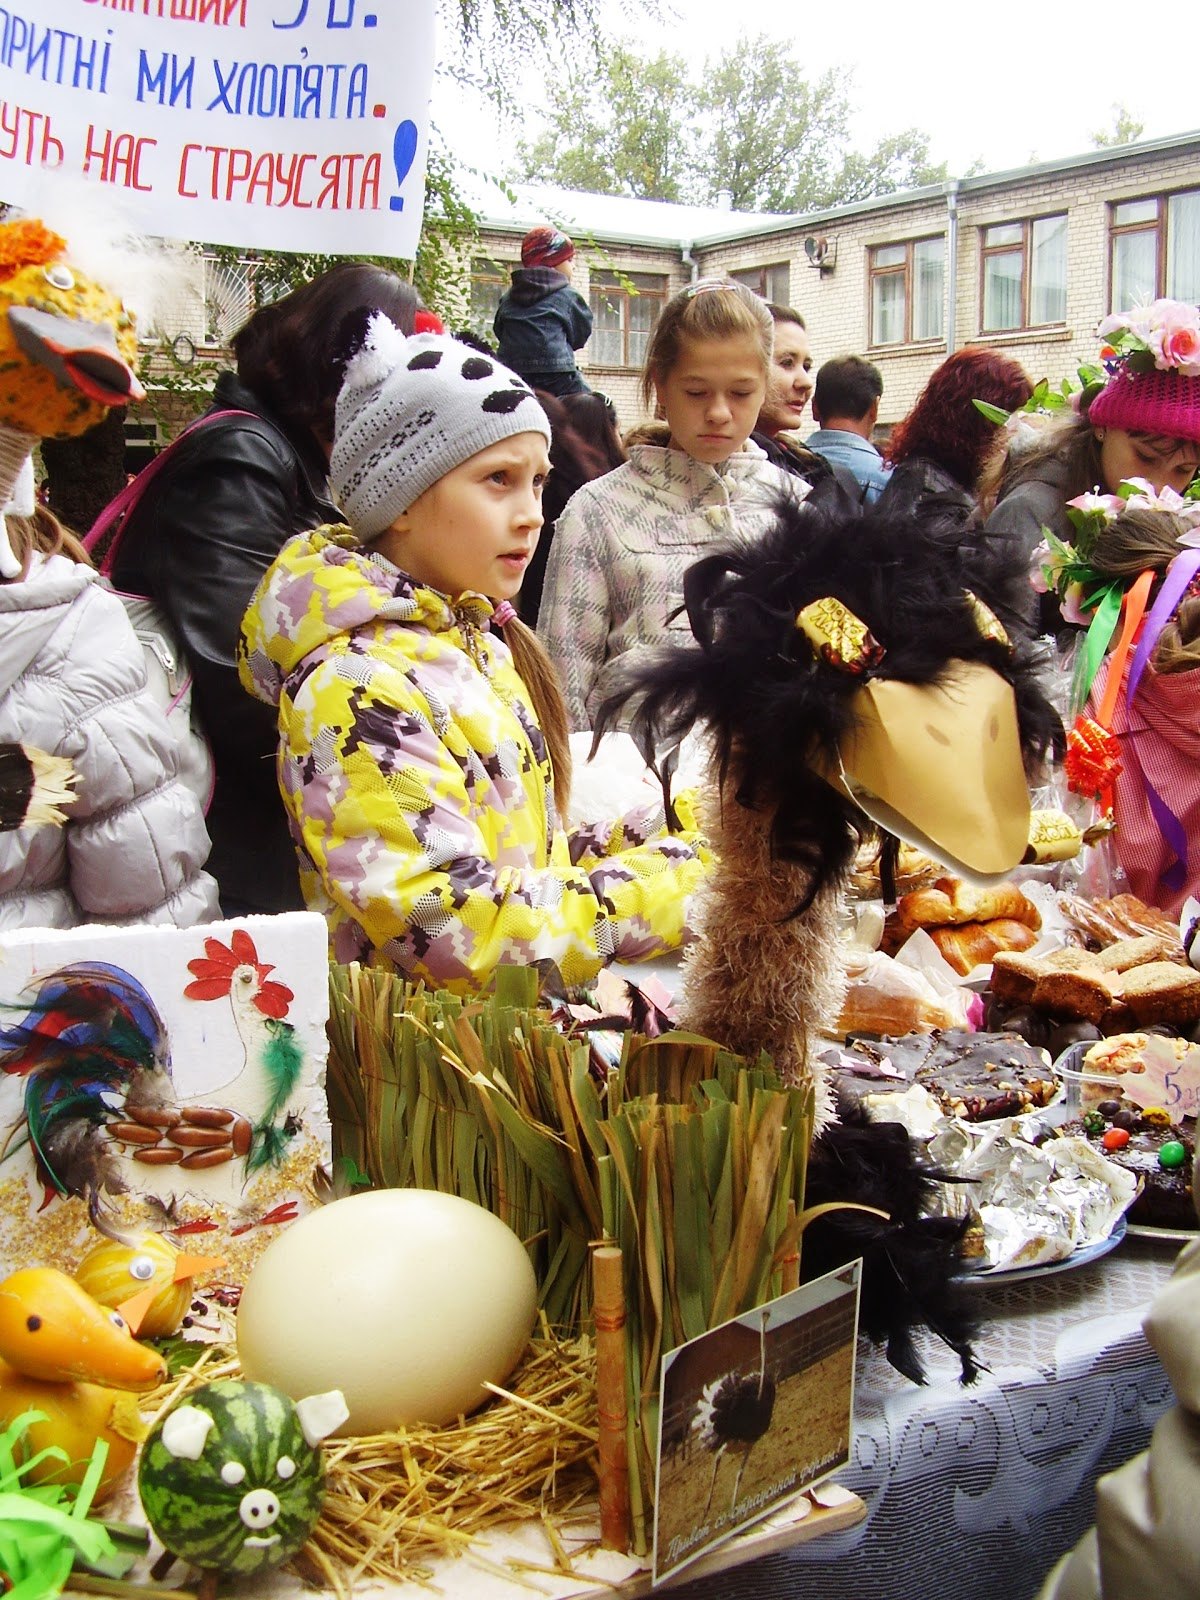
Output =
[{"x1": 0, "y1": 552, "x2": 219, "y2": 930}]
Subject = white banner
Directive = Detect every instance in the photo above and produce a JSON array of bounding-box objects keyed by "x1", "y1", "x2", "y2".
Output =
[{"x1": 0, "y1": 0, "x2": 434, "y2": 255}]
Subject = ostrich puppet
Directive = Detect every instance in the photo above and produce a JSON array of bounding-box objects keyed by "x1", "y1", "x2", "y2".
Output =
[{"x1": 598, "y1": 488, "x2": 1063, "y2": 1381}]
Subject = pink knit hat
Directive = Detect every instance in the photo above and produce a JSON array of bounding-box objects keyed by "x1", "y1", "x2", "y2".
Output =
[{"x1": 1088, "y1": 365, "x2": 1200, "y2": 442}]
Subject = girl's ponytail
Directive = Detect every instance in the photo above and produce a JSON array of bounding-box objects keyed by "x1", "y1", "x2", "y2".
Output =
[{"x1": 499, "y1": 612, "x2": 573, "y2": 819}]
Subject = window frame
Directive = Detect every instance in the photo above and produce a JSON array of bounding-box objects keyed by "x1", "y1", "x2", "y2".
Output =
[
  {"x1": 729, "y1": 262, "x2": 791, "y2": 305},
  {"x1": 867, "y1": 235, "x2": 945, "y2": 349},
  {"x1": 587, "y1": 270, "x2": 668, "y2": 369},
  {"x1": 469, "y1": 255, "x2": 513, "y2": 339},
  {"x1": 1107, "y1": 186, "x2": 1200, "y2": 308},
  {"x1": 978, "y1": 213, "x2": 1068, "y2": 334}
]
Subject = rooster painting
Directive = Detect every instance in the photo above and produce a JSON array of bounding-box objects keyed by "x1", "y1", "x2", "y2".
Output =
[
  {"x1": 184, "y1": 930, "x2": 302, "y2": 1171},
  {"x1": 0, "y1": 962, "x2": 175, "y2": 1233},
  {"x1": 0, "y1": 934, "x2": 305, "y2": 1238}
]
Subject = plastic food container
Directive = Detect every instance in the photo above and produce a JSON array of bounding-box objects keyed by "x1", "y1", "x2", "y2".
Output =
[{"x1": 1054, "y1": 1039, "x2": 1134, "y2": 1115}]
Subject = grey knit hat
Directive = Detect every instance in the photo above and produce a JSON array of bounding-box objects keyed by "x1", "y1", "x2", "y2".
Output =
[{"x1": 330, "y1": 316, "x2": 552, "y2": 539}]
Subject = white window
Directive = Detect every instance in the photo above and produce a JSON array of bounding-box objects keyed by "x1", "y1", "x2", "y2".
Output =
[{"x1": 1110, "y1": 189, "x2": 1200, "y2": 309}]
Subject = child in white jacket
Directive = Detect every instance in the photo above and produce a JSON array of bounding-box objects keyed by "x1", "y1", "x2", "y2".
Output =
[{"x1": 0, "y1": 504, "x2": 218, "y2": 930}]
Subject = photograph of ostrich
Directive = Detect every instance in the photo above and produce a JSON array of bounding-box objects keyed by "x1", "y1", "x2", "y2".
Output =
[{"x1": 654, "y1": 1262, "x2": 861, "y2": 1583}]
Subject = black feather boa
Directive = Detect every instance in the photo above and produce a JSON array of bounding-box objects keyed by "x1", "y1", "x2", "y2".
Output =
[
  {"x1": 803, "y1": 1101, "x2": 983, "y2": 1385},
  {"x1": 595, "y1": 488, "x2": 1064, "y2": 912}
]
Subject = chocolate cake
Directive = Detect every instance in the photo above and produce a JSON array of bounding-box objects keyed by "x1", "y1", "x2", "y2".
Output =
[
  {"x1": 1058, "y1": 1104, "x2": 1196, "y2": 1230},
  {"x1": 830, "y1": 1029, "x2": 1057, "y2": 1122}
]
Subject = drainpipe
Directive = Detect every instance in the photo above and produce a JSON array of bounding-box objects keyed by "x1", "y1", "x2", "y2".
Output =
[
  {"x1": 681, "y1": 242, "x2": 699, "y2": 284},
  {"x1": 945, "y1": 179, "x2": 960, "y2": 354}
]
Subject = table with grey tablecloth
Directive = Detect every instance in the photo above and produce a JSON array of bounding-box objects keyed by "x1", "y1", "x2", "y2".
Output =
[{"x1": 668, "y1": 1236, "x2": 1179, "y2": 1600}]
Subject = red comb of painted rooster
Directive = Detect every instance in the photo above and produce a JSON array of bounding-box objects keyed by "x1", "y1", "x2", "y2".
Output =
[{"x1": 184, "y1": 931, "x2": 293, "y2": 1019}]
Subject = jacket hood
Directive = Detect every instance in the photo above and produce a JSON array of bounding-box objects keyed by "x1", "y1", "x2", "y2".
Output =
[
  {"x1": 0, "y1": 553, "x2": 95, "y2": 696},
  {"x1": 507, "y1": 267, "x2": 569, "y2": 306},
  {"x1": 240, "y1": 526, "x2": 498, "y2": 709}
]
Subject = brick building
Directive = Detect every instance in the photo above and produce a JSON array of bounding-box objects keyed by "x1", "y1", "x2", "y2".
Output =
[{"x1": 469, "y1": 131, "x2": 1200, "y2": 432}]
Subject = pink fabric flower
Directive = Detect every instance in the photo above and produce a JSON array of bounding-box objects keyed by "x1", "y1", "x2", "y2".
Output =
[
  {"x1": 1062, "y1": 582, "x2": 1089, "y2": 627},
  {"x1": 1158, "y1": 303, "x2": 1200, "y2": 375}
]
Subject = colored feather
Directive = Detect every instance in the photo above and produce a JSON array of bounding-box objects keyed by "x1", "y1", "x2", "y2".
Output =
[{"x1": 0, "y1": 743, "x2": 77, "y2": 831}]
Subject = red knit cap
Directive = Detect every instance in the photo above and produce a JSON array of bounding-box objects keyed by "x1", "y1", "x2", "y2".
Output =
[
  {"x1": 520, "y1": 226, "x2": 574, "y2": 269},
  {"x1": 1088, "y1": 365, "x2": 1200, "y2": 443}
]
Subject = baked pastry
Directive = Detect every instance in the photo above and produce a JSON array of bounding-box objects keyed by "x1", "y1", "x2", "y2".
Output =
[
  {"x1": 1030, "y1": 964, "x2": 1119, "y2": 1026},
  {"x1": 897, "y1": 878, "x2": 1041, "y2": 934},
  {"x1": 928, "y1": 918, "x2": 1039, "y2": 976},
  {"x1": 990, "y1": 951, "x2": 1047, "y2": 1008},
  {"x1": 1121, "y1": 963, "x2": 1200, "y2": 1027},
  {"x1": 1092, "y1": 935, "x2": 1183, "y2": 973}
]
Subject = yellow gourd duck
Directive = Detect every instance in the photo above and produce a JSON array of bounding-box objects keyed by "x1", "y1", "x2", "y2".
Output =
[{"x1": 0, "y1": 1265, "x2": 166, "y2": 1501}]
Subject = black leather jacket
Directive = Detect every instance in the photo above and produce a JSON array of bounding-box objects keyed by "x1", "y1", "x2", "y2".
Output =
[{"x1": 111, "y1": 372, "x2": 339, "y2": 913}]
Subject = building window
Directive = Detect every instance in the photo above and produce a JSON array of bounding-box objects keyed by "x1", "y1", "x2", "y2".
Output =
[
  {"x1": 201, "y1": 253, "x2": 256, "y2": 347},
  {"x1": 1110, "y1": 189, "x2": 1200, "y2": 310},
  {"x1": 868, "y1": 236, "x2": 944, "y2": 347},
  {"x1": 588, "y1": 272, "x2": 667, "y2": 367},
  {"x1": 980, "y1": 214, "x2": 1067, "y2": 332},
  {"x1": 730, "y1": 263, "x2": 791, "y2": 305},
  {"x1": 470, "y1": 257, "x2": 511, "y2": 339}
]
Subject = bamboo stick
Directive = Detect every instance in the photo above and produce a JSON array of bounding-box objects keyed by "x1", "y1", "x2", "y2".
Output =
[{"x1": 592, "y1": 1245, "x2": 631, "y2": 1553}]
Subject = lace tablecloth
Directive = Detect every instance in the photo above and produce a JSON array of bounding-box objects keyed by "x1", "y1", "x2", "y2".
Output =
[{"x1": 667, "y1": 1235, "x2": 1180, "y2": 1600}]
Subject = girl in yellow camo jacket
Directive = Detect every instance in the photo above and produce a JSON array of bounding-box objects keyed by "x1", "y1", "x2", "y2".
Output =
[{"x1": 238, "y1": 316, "x2": 705, "y2": 993}]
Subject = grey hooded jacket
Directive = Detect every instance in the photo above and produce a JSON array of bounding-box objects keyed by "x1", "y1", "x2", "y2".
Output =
[{"x1": 0, "y1": 552, "x2": 219, "y2": 930}]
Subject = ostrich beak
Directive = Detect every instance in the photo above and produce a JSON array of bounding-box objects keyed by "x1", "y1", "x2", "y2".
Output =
[{"x1": 7, "y1": 305, "x2": 145, "y2": 406}]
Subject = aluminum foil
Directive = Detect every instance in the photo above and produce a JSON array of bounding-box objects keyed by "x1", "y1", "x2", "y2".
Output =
[{"x1": 926, "y1": 1121, "x2": 1137, "y2": 1272}]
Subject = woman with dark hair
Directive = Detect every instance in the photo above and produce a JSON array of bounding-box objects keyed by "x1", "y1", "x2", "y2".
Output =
[
  {"x1": 110, "y1": 261, "x2": 424, "y2": 915},
  {"x1": 520, "y1": 390, "x2": 625, "y2": 626}
]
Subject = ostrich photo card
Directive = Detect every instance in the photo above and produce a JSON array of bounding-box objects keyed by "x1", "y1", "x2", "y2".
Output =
[
  {"x1": 0, "y1": 912, "x2": 330, "y2": 1281},
  {"x1": 653, "y1": 1260, "x2": 861, "y2": 1585}
]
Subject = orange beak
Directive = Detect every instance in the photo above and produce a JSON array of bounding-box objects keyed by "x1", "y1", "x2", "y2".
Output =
[{"x1": 115, "y1": 1253, "x2": 226, "y2": 1335}]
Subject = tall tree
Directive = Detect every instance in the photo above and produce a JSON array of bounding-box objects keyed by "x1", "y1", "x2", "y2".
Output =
[
  {"x1": 825, "y1": 130, "x2": 948, "y2": 209},
  {"x1": 1091, "y1": 104, "x2": 1146, "y2": 148},
  {"x1": 517, "y1": 45, "x2": 693, "y2": 200},
  {"x1": 691, "y1": 38, "x2": 850, "y2": 212},
  {"x1": 517, "y1": 37, "x2": 949, "y2": 213}
]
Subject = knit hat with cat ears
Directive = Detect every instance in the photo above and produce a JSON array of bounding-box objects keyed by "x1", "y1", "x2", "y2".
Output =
[{"x1": 330, "y1": 314, "x2": 552, "y2": 540}]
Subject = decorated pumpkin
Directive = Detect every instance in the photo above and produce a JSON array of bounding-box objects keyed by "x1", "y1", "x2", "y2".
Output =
[
  {"x1": 0, "y1": 1267, "x2": 165, "y2": 1389},
  {"x1": 137, "y1": 1380, "x2": 346, "y2": 1578},
  {"x1": 75, "y1": 1233, "x2": 225, "y2": 1338},
  {"x1": 0, "y1": 1362, "x2": 143, "y2": 1499}
]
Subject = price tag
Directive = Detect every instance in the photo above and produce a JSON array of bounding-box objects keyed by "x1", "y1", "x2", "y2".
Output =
[{"x1": 1119, "y1": 1036, "x2": 1200, "y2": 1119}]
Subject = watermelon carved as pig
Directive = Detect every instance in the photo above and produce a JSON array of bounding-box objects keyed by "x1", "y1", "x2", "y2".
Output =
[{"x1": 137, "y1": 1379, "x2": 347, "y2": 1577}]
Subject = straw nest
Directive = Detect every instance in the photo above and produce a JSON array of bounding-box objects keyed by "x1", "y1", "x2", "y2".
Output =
[{"x1": 138, "y1": 1320, "x2": 600, "y2": 1596}]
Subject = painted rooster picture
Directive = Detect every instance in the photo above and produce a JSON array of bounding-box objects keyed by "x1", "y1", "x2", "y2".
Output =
[
  {"x1": 0, "y1": 933, "x2": 304, "y2": 1235},
  {"x1": 184, "y1": 930, "x2": 303, "y2": 1171}
]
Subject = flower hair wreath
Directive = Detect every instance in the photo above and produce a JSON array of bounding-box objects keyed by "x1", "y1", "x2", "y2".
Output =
[{"x1": 1096, "y1": 298, "x2": 1200, "y2": 379}]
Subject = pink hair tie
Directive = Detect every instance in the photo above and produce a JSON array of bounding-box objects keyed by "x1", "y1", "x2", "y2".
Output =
[
  {"x1": 492, "y1": 600, "x2": 516, "y2": 627},
  {"x1": 413, "y1": 308, "x2": 444, "y2": 335}
]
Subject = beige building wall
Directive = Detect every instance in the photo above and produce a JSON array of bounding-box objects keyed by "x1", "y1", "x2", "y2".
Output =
[{"x1": 475, "y1": 133, "x2": 1200, "y2": 435}]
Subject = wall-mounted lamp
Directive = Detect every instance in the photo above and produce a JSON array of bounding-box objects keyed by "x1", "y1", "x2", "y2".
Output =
[{"x1": 803, "y1": 235, "x2": 837, "y2": 275}]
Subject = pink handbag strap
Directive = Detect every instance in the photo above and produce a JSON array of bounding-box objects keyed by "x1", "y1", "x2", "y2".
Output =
[{"x1": 83, "y1": 409, "x2": 256, "y2": 574}]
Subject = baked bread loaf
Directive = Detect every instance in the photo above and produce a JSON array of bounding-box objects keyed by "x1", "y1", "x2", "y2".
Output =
[
  {"x1": 1121, "y1": 963, "x2": 1200, "y2": 1027},
  {"x1": 897, "y1": 877, "x2": 1041, "y2": 934},
  {"x1": 929, "y1": 918, "x2": 1039, "y2": 976}
]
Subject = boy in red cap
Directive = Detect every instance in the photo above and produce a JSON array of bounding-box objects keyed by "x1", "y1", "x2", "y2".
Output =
[{"x1": 493, "y1": 226, "x2": 593, "y2": 397}]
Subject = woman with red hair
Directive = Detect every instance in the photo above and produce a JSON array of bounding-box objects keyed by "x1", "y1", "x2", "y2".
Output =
[
  {"x1": 886, "y1": 347, "x2": 1033, "y2": 499},
  {"x1": 880, "y1": 348, "x2": 1035, "y2": 632}
]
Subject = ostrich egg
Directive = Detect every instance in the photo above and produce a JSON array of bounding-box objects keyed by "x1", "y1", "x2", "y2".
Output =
[{"x1": 236, "y1": 1190, "x2": 537, "y2": 1432}]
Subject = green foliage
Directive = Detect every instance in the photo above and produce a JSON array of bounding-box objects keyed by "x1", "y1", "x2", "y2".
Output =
[
  {"x1": 517, "y1": 34, "x2": 951, "y2": 212},
  {"x1": 1091, "y1": 103, "x2": 1146, "y2": 148},
  {"x1": 517, "y1": 44, "x2": 692, "y2": 200}
]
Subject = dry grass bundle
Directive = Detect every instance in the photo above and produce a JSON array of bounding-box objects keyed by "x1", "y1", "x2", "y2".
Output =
[
  {"x1": 326, "y1": 965, "x2": 818, "y2": 1556},
  {"x1": 138, "y1": 1325, "x2": 599, "y2": 1597}
]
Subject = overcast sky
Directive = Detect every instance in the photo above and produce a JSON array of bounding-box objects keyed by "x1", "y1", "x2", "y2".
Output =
[{"x1": 435, "y1": 0, "x2": 1200, "y2": 196}]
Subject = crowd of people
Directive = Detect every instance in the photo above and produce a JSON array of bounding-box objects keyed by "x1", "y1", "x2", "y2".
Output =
[
  {"x1": 5, "y1": 225, "x2": 1200, "y2": 975},
  {"x1": 3, "y1": 212, "x2": 1200, "y2": 1599}
]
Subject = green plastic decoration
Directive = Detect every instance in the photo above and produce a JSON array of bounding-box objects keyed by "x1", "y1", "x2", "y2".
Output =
[{"x1": 0, "y1": 1408, "x2": 138, "y2": 1599}]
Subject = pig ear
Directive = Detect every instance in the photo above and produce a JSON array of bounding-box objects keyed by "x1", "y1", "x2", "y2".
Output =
[
  {"x1": 161, "y1": 1405, "x2": 215, "y2": 1460},
  {"x1": 295, "y1": 1390, "x2": 349, "y2": 1447}
]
